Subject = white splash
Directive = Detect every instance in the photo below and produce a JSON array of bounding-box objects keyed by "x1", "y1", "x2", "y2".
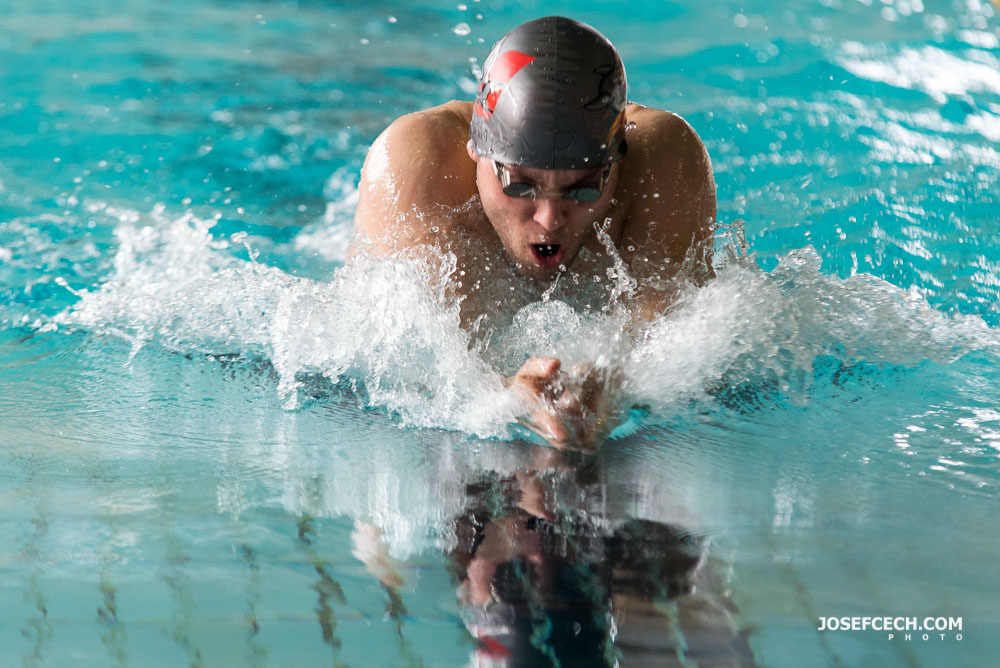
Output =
[
  {"x1": 292, "y1": 167, "x2": 359, "y2": 264},
  {"x1": 627, "y1": 246, "x2": 998, "y2": 409},
  {"x1": 56, "y1": 209, "x2": 1000, "y2": 440},
  {"x1": 57, "y1": 210, "x2": 511, "y2": 435}
]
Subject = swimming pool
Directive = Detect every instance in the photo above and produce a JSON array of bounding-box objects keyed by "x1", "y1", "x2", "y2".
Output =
[{"x1": 1, "y1": 0, "x2": 998, "y2": 665}]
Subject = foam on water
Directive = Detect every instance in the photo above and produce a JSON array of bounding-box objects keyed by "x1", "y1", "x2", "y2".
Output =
[
  {"x1": 56, "y1": 208, "x2": 510, "y2": 435},
  {"x1": 627, "y1": 245, "x2": 999, "y2": 410},
  {"x1": 54, "y1": 206, "x2": 1000, "y2": 443}
]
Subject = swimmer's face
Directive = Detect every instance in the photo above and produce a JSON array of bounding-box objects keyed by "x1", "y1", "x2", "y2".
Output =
[{"x1": 468, "y1": 144, "x2": 618, "y2": 280}]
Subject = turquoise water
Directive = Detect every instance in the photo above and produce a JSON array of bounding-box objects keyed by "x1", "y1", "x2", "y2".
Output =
[{"x1": 2, "y1": 0, "x2": 999, "y2": 666}]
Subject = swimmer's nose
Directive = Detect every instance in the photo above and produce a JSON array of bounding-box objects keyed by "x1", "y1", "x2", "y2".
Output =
[{"x1": 532, "y1": 197, "x2": 564, "y2": 232}]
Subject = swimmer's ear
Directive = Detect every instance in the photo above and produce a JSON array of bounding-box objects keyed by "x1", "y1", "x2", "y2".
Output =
[{"x1": 466, "y1": 140, "x2": 479, "y2": 163}]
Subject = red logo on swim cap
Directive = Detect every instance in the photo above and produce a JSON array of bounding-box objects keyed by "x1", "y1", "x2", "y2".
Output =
[{"x1": 474, "y1": 50, "x2": 536, "y2": 118}]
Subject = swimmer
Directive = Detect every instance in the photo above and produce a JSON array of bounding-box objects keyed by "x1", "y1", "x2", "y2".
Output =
[{"x1": 352, "y1": 16, "x2": 716, "y2": 450}]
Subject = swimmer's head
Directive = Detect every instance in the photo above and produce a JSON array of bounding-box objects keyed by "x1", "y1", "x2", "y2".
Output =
[{"x1": 469, "y1": 16, "x2": 628, "y2": 170}]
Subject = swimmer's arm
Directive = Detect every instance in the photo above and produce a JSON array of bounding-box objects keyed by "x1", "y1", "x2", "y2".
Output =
[
  {"x1": 508, "y1": 357, "x2": 621, "y2": 452},
  {"x1": 351, "y1": 102, "x2": 476, "y2": 258},
  {"x1": 620, "y1": 109, "x2": 716, "y2": 320}
]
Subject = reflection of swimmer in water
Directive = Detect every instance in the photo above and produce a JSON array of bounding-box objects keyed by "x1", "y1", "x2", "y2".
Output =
[
  {"x1": 355, "y1": 446, "x2": 755, "y2": 667},
  {"x1": 351, "y1": 16, "x2": 716, "y2": 451}
]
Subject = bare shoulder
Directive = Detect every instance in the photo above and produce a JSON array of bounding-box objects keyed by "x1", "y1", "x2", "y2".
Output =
[
  {"x1": 618, "y1": 103, "x2": 716, "y2": 269},
  {"x1": 353, "y1": 101, "x2": 477, "y2": 253},
  {"x1": 621, "y1": 104, "x2": 712, "y2": 192},
  {"x1": 382, "y1": 101, "x2": 473, "y2": 159}
]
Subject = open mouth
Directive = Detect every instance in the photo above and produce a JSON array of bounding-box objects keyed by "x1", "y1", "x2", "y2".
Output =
[
  {"x1": 528, "y1": 243, "x2": 564, "y2": 269},
  {"x1": 531, "y1": 244, "x2": 560, "y2": 258}
]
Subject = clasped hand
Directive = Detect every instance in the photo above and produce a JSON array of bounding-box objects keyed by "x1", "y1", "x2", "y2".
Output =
[{"x1": 507, "y1": 356, "x2": 622, "y2": 452}]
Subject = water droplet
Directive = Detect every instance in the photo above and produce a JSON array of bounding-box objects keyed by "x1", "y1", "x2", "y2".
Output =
[{"x1": 453, "y1": 22, "x2": 471, "y2": 36}]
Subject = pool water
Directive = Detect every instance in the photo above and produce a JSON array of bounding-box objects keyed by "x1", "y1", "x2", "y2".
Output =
[{"x1": 2, "y1": 0, "x2": 999, "y2": 666}]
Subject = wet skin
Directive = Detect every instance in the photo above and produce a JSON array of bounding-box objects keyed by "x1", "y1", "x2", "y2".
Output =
[
  {"x1": 469, "y1": 144, "x2": 621, "y2": 282},
  {"x1": 352, "y1": 100, "x2": 716, "y2": 450}
]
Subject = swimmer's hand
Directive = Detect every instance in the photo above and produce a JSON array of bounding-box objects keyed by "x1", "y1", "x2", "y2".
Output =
[{"x1": 507, "y1": 357, "x2": 622, "y2": 452}]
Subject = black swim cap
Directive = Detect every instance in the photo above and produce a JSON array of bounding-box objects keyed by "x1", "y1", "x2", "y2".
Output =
[{"x1": 470, "y1": 16, "x2": 627, "y2": 170}]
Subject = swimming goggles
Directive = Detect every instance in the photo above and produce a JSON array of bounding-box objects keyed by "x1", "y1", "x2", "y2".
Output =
[{"x1": 492, "y1": 161, "x2": 612, "y2": 202}]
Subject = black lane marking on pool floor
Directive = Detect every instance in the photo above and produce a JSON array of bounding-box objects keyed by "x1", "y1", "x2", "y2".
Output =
[
  {"x1": 159, "y1": 493, "x2": 206, "y2": 668},
  {"x1": 238, "y1": 540, "x2": 270, "y2": 667},
  {"x1": 297, "y1": 514, "x2": 349, "y2": 666},
  {"x1": 18, "y1": 464, "x2": 53, "y2": 668}
]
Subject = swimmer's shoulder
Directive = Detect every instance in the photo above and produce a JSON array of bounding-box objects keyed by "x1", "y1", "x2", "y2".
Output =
[
  {"x1": 619, "y1": 102, "x2": 713, "y2": 210},
  {"x1": 354, "y1": 102, "x2": 479, "y2": 254},
  {"x1": 375, "y1": 101, "x2": 474, "y2": 173},
  {"x1": 617, "y1": 103, "x2": 716, "y2": 271},
  {"x1": 621, "y1": 103, "x2": 710, "y2": 177},
  {"x1": 358, "y1": 102, "x2": 476, "y2": 212}
]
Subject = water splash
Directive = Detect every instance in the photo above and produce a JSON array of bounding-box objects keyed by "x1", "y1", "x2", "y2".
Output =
[
  {"x1": 54, "y1": 211, "x2": 999, "y2": 440},
  {"x1": 629, "y1": 244, "x2": 998, "y2": 408},
  {"x1": 56, "y1": 210, "x2": 512, "y2": 434}
]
